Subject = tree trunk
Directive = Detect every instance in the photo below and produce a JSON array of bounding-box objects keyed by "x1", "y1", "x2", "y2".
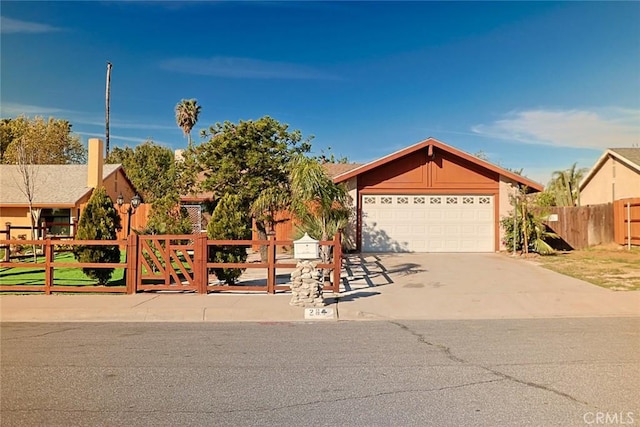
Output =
[
  {"x1": 28, "y1": 203, "x2": 37, "y2": 262},
  {"x1": 255, "y1": 221, "x2": 268, "y2": 262}
]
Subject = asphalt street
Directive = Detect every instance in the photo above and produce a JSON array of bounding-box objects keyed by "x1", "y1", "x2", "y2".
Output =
[{"x1": 2, "y1": 318, "x2": 639, "y2": 427}]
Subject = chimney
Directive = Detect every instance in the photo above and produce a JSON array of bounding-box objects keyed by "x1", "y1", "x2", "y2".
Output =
[{"x1": 87, "y1": 138, "x2": 104, "y2": 189}]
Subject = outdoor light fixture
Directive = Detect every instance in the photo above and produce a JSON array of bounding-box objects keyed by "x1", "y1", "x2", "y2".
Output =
[
  {"x1": 116, "y1": 193, "x2": 141, "y2": 236},
  {"x1": 131, "y1": 193, "x2": 141, "y2": 209}
]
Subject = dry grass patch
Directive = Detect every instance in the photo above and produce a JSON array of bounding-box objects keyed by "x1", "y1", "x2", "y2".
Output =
[{"x1": 533, "y1": 245, "x2": 640, "y2": 291}]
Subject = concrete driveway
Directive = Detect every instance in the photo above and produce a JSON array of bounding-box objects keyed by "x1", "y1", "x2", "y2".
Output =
[
  {"x1": 1, "y1": 253, "x2": 638, "y2": 322},
  {"x1": 336, "y1": 253, "x2": 640, "y2": 320}
]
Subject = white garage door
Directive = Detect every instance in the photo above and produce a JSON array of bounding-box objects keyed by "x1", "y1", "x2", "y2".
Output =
[{"x1": 361, "y1": 195, "x2": 494, "y2": 253}]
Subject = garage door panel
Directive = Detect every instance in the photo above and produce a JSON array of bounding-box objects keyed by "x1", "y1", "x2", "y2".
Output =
[
  {"x1": 478, "y1": 211, "x2": 493, "y2": 221},
  {"x1": 362, "y1": 194, "x2": 494, "y2": 253}
]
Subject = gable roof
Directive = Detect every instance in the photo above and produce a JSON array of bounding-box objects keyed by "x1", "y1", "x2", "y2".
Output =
[
  {"x1": 332, "y1": 137, "x2": 543, "y2": 192},
  {"x1": 0, "y1": 164, "x2": 122, "y2": 207},
  {"x1": 579, "y1": 148, "x2": 640, "y2": 190}
]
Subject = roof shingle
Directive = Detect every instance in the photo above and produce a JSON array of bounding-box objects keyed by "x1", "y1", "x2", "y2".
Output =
[{"x1": 0, "y1": 164, "x2": 121, "y2": 206}]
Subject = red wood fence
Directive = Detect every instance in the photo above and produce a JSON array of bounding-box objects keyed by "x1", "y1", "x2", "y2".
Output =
[
  {"x1": 0, "y1": 233, "x2": 342, "y2": 295},
  {"x1": 614, "y1": 198, "x2": 640, "y2": 247},
  {"x1": 543, "y1": 204, "x2": 614, "y2": 250}
]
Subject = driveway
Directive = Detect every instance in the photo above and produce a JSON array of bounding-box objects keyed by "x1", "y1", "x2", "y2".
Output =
[
  {"x1": 336, "y1": 253, "x2": 640, "y2": 320},
  {"x1": 1, "y1": 253, "x2": 637, "y2": 323}
]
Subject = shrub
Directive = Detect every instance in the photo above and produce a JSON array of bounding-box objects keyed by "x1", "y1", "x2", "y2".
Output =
[
  {"x1": 501, "y1": 212, "x2": 557, "y2": 255},
  {"x1": 207, "y1": 194, "x2": 249, "y2": 285},
  {"x1": 73, "y1": 187, "x2": 121, "y2": 285},
  {"x1": 142, "y1": 194, "x2": 193, "y2": 236}
]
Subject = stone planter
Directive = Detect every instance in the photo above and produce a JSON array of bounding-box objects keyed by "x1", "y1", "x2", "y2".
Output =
[{"x1": 289, "y1": 260, "x2": 324, "y2": 307}]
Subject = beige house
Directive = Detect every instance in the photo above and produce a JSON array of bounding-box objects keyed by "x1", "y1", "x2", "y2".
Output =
[
  {"x1": 579, "y1": 148, "x2": 640, "y2": 205},
  {"x1": 0, "y1": 139, "x2": 138, "y2": 237}
]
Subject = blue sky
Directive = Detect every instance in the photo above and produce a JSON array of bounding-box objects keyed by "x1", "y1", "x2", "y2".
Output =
[{"x1": 1, "y1": 1, "x2": 639, "y2": 185}]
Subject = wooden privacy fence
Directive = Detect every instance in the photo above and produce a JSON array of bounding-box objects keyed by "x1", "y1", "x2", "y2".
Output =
[
  {"x1": 614, "y1": 198, "x2": 640, "y2": 247},
  {"x1": 543, "y1": 204, "x2": 614, "y2": 250},
  {"x1": 0, "y1": 233, "x2": 342, "y2": 295}
]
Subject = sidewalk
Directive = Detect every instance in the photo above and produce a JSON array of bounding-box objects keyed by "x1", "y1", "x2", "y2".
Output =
[{"x1": 1, "y1": 253, "x2": 639, "y2": 322}]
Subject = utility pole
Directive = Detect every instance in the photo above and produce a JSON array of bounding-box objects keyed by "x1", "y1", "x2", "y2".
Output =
[{"x1": 105, "y1": 62, "x2": 112, "y2": 158}]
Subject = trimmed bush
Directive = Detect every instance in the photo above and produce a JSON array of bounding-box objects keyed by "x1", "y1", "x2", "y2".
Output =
[
  {"x1": 73, "y1": 187, "x2": 121, "y2": 285},
  {"x1": 207, "y1": 194, "x2": 249, "y2": 285}
]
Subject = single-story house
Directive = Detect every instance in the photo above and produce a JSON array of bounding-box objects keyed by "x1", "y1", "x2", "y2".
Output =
[
  {"x1": 0, "y1": 138, "x2": 139, "y2": 238},
  {"x1": 579, "y1": 148, "x2": 640, "y2": 205},
  {"x1": 332, "y1": 137, "x2": 543, "y2": 253}
]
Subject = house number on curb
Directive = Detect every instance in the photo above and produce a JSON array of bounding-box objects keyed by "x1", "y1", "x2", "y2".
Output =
[{"x1": 304, "y1": 308, "x2": 335, "y2": 320}]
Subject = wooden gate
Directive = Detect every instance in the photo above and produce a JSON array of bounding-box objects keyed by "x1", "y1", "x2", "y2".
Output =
[
  {"x1": 134, "y1": 233, "x2": 341, "y2": 294},
  {"x1": 136, "y1": 235, "x2": 203, "y2": 292}
]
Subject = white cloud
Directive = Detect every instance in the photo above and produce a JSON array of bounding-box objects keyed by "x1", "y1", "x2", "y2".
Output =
[
  {"x1": 472, "y1": 108, "x2": 640, "y2": 149},
  {"x1": 0, "y1": 102, "x2": 68, "y2": 116},
  {"x1": 76, "y1": 132, "x2": 174, "y2": 147},
  {"x1": 160, "y1": 56, "x2": 340, "y2": 80},
  {"x1": 1, "y1": 16, "x2": 64, "y2": 34},
  {"x1": 1, "y1": 102, "x2": 175, "y2": 131}
]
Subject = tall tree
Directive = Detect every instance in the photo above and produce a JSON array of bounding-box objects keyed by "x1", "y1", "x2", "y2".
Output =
[
  {"x1": 107, "y1": 141, "x2": 177, "y2": 203},
  {"x1": 190, "y1": 116, "x2": 312, "y2": 234},
  {"x1": 175, "y1": 99, "x2": 201, "y2": 148},
  {"x1": 1, "y1": 116, "x2": 86, "y2": 164},
  {"x1": 547, "y1": 163, "x2": 588, "y2": 206},
  {"x1": 107, "y1": 141, "x2": 192, "y2": 235},
  {"x1": 13, "y1": 139, "x2": 40, "y2": 261}
]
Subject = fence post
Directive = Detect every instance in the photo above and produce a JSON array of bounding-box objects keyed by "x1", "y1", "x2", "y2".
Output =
[
  {"x1": 196, "y1": 233, "x2": 208, "y2": 294},
  {"x1": 126, "y1": 234, "x2": 138, "y2": 294},
  {"x1": 332, "y1": 232, "x2": 342, "y2": 294},
  {"x1": 44, "y1": 238, "x2": 53, "y2": 295},
  {"x1": 627, "y1": 202, "x2": 632, "y2": 251},
  {"x1": 267, "y1": 234, "x2": 276, "y2": 294},
  {"x1": 3, "y1": 222, "x2": 10, "y2": 262}
]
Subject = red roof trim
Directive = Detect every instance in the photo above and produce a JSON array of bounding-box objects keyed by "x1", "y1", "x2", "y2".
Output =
[{"x1": 332, "y1": 137, "x2": 543, "y2": 192}]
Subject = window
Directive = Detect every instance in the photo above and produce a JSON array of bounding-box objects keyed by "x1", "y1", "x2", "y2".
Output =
[
  {"x1": 381, "y1": 197, "x2": 392, "y2": 204},
  {"x1": 40, "y1": 208, "x2": 71, "y2": 236},
  {"x1": 446, "y1": 197, "x2": 458, "y2": 204},
  {"x1": 413, "y1": 196, "x2": 425, "y2": 204},
  {"x1": 397, "y1": 197, "x2": 409, "y2": 204},
  {"x1": 430, "y1": 197, "x2": 442, "y2": 204},
  {"x1": 479, "y1": 197, "x2": 491, "y2": 204},
  {"x1": 462, "y1": 197, "x2": 474, "y2": 204},
  {"x1": 363, "y1": 196, "x2": 376, "y2": 204}
]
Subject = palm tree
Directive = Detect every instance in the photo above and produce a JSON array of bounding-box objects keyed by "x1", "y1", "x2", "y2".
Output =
[
  {"x1": 175, "y1": 99, "x2": 201, "y2": 148},
  {"x1": 288, "y1": 155, "x2": 351, "y2": 264},
  {"x1": 547, "y1": 163, "x2": 588, "y2": 206},
  {"x1": 250, "y1": 185, "x2": 292, "y2": 262}
]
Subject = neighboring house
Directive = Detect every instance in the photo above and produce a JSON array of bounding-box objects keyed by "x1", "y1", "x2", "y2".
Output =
[
  {"x1": 332, "y1": 137, "x2": 542, "y2": 253},
  {"x1": 0, "y1": 138, "x2": 139, "y2": 237},
  {"x1": 579, "y1": 148, "x2": 640, "y2": 205}
]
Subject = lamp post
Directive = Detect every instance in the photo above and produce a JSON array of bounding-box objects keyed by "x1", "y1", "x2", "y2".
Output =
[{"x1": 116, "y1": 193, "x2": 141, "y2": 236}]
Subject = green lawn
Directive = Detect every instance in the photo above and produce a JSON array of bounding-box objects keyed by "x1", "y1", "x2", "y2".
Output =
[
  {"x1": 0, "y1": 252, "x2": 127, "y2": 287},
  {"x1": 0, "y1": 249, "x2": 194, "y2": 289}
]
